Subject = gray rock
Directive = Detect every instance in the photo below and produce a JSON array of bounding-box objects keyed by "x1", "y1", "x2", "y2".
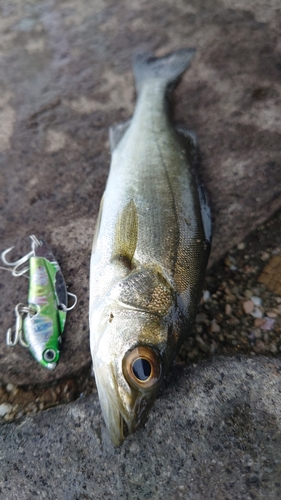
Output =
[
  {"x1": 0, "y1": 0, "x2": 281, "y2": 383},
  {"x1": 0, "y1": 356, "x2": 281, "y2": 499}
]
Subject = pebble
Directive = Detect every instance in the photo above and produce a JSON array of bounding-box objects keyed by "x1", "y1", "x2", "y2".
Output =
[
  {"x1": 253, "y1": 341, "x2": 266, "y2": 354},
  {"x1": 266, "y1": 311, "x2": 277, "y2": 318},
  {"x1": 254, "y1": 318, "x2": 266, "y2": 328},
  {"x1": 237, "y1": 242, "x2": 245, "y2": 250},
  {"x1": 260, "y1": 251, "x2": 270, "y2": 261},
  {"x1": 203, "y1": 290, "x2": 211, "y2": 302},
  {"x1": 251, "y1": 296, "x2": 262, "y2": 307},
  {"x1": 0, "y1": 403, "x2": 12, "y2": 417},
  {"x1": 261, "y1": 318, "x2": 276, "y2": 330},
  {"x1": 210, "y1": 320, "x2": 221, "y2": 333},
  {"x1": 242, "y1": 300, "x2": 254, "y2": 314},
  {"x1": 196, "y1": 313, "x2": 207, "y2": 323},
  {"x1": 250, "y1": 307, "x2": 264, "y2": 319},
  {"x1": 225, "y1": 304, "x2": 232, "y2": 315},
  {"x1": 6, "y1": 384, "x2": 15, "y2": 392}
]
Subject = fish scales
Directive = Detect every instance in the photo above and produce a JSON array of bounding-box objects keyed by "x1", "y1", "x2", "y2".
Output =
[{"x1": 89, "y1": 48, "x2": 211, "y2": 445}]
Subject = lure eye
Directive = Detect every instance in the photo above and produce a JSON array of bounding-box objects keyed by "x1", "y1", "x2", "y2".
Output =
[
  {"x1": 43, "y1": 349, "x2": 57, "y2": 363},
  {"x1": 123, "y1": 346, "x2": 162, "y2": 389}
]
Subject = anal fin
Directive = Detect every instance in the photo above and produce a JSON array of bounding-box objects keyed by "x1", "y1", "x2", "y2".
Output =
[{"x1": 109, "y1": 119, "x2": 131, "y2": 152}]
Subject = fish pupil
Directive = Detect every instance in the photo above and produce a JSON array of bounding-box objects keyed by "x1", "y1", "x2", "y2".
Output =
[{"x1": 132, "y1": 358, "x2": 151, "y2": 381}]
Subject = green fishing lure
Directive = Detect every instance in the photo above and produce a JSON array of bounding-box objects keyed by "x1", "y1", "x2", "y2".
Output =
[{"x1": 1, "y1": 235, "x2": 76, "y2": 370}]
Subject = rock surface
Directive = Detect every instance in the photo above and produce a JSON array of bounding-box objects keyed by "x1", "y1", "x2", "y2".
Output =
[
  {"x1": 0, "y1": 0, "x2": 281, "y2": 383},
  {"x1": 1, "y1": 356, "x2": 281, "y2": 499}
]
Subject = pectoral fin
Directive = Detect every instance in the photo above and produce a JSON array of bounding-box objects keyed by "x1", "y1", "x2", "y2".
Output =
[{"x1": 112, "y1": 199, "x2": 138, "y2": 268}]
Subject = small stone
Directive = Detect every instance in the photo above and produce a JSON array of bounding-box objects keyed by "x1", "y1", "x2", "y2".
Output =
[
  {"x1": 251, "y1": 296, "x2": 262, "y2": 307},
  {"x1": 41, "y1": 389, "x2": 56, "y2": 404},
  {"x1": 195, "y1": 335, "x2": 209, "y2": 353},
  {"x1": 266, "y1": 311, "x2": 277, "y2": 318},
  {"x1": 4, "y1": 412, "x2": 16, "y2": 421},
  {"x1": 203, "y1": 290, "x2": 211, "y2": 302},
  {"x1": 6, "y1": 384, "x2": 15, "y2": 392},
  {"x1": 209, "y1": 342, "x2": 217, "y2": 354},
  {"x1": 196, "y1": 313, "x2": 207, "y2": 323},
  {"x1": 260, "y1": 251, "x2": 270, "y2": 261},
  {"x1": 270, "y1": 344, "x2": 278, "y2": 354},
  {"x1": 242, "y1": 300, "x2": 254, "y2": 314},
  {"x1": 250, "y1": 307, "x2": 264, "y2": 319},
  {"x1": 254, "y1": 318, "x2": 266, "y2": 328},
  {"x1": 225, "y1": 304, "x2": 232, "y2": 315},
  {"x1": 261, "y1": 318, "x2": 276, "y2": 330},
  {"x1": 253, "y1": 341, "x2": 266, "y2": 354},
  {"x1": 227, "y1": 317, "x2": 240, "y2": 326},
  {"x1": 237, "y1": 242, "x2": 245, "y2": 250},
  {"x1": 263, "y1": 332, "x2": 269, "y2": 342},
  {"x1": 0, "y1": 403, "x2": 12, "y2": 417},
  {"x1": 254, "y1": 329, "x2": 262, "y2": 339},
  {"x1": 244, "y1": 290, "x2": 253, "y2": 299},
  {"x1": 210, "y1": 320, "x2": 221, "y2": 333}
]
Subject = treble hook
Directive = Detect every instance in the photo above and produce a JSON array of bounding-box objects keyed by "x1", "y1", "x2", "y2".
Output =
[
  {"x1": 6, "y1": 303, "x2": 30, "y2": 348},
  {"x1": 1, "y1": 235, "x2": 42, "y2": 277},
  {"x1": 59, "y1": 291, "x2": 78, "y2": 312}
]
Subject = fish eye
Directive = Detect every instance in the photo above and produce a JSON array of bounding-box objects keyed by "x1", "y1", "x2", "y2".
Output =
[
  {"x1": 43, "y1": 349, "x2": 57, "y2": 362},
  {"x1": 123, "y1": 346, "x2": 162, "y2": 389}
]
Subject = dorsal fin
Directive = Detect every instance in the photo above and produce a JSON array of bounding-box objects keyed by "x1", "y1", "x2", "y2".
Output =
[
  {"x1": 176, "y1": 125, "x2": 212, "y2": 245},
  {"x1": 112, "y1": 199, "x2": 138, "y2": 268}
]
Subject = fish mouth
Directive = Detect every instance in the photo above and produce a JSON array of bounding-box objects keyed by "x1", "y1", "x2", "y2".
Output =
[
  {"x1": 101, "y1": 389, "x2": 152, "y2": 446},
  {"x1": 93, "y1": 360, "x2": 155, "y2": 446},
  {"x1": 104, "y1": 397, "x2": 132, "y2": 447},
  {"x1": 120, "y1": 413, "x2": 129, "y2": 440},
  {"x1": 96, "y1": 378, "x2": 140, "y2": 446}
]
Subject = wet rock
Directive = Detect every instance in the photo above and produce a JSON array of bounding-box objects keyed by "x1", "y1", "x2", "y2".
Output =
[
  {"x1": 0, "y1": 0, "x2": 281, "y2": 384},
  {"x1": 0, "y1": 357, "x2": 281, "y2": 499}
]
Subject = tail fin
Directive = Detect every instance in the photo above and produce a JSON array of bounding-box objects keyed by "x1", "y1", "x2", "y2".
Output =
[{"x1": 133, "y1": 48, "x2": 195, "y2": 94}]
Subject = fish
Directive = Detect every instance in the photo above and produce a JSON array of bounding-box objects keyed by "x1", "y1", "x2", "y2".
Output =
[{"x1": 89, "y1": 48, "x2": 211, "y2": 446}]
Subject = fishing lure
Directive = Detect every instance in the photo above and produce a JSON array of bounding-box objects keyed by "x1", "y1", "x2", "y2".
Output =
[{"x1": 1, "y1": 235, "x2": 76, "y2": 370}]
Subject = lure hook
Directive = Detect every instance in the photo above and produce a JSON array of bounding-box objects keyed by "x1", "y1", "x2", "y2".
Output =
[
  {"x1": 59, "y1": 292, "x2": 78, "y2": 312},
  {"x1": 6, "y1": 303, "x2": 32, "y2": 348},
  {"x1": 1, "y1": 235, "x2": 42, "y2": 277}
]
